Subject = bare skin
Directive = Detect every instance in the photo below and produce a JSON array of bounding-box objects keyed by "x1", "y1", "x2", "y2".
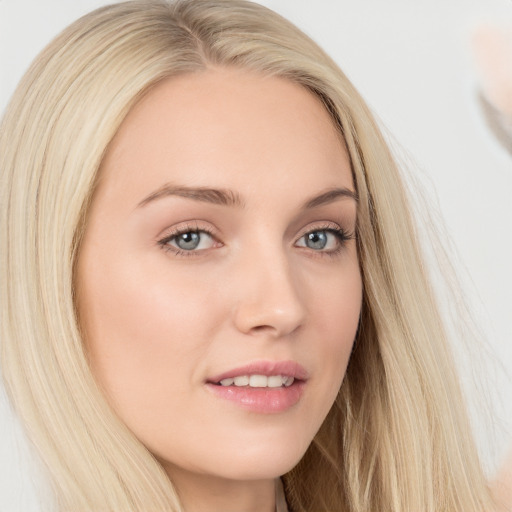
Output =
[{"x1": 76, "y1": 68, "x2": 362, "y2": 512}]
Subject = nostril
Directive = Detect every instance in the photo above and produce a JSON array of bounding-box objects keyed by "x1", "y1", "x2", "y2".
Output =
[
  {"x1": 246, "y1": 322, "x2": 302, "y2": 338},
  {"x1": 251, "y1": 325, "x2": 273, "y2": 333}
]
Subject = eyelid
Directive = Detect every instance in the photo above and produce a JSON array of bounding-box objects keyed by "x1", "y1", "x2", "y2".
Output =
[
  {"x1": 156, "y1": 220, "x2": 218, "y2": 240},
  {"x1": 294, "y1": 221, "x2": 355, "y2": 255},
  {"x1": 295, "y1": 221, "x2": 343, "y2": 239},
  {"x1": 156, "y1": 220, "x2": 355, "y2": 258},
  {"x1": 157, "y1": 222, "x2": 221, "y2": 256}
]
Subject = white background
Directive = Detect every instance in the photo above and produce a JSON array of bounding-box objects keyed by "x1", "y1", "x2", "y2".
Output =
[{"x1": 1, "y1": 0, "x2": 511, "y2": 510}]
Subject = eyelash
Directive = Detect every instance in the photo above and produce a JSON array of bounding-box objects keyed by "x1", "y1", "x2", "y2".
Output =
[
  {"x1": 157, "y1": 223, "x2": 217, "y2": 257},
  {"x1": 157, "y1": 223, "x2": 355, "y2": 258},
  {"x1": 296, "y1": 224, "x2": 355, "y2": 258}
]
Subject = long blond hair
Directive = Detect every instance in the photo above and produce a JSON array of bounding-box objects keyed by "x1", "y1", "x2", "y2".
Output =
[{"x1": 0, "y1": 1, "x2": 493, "y2": 510}]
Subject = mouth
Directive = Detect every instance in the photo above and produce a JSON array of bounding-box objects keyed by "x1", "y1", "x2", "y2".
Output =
[
  {"x1": 214, "y1": 374, "x2": 296, "y2": 388},
  {"x1": 205, "y1": 361, "x2": 307, "y2": 414},
  {"x1": 207, "y1": 360, "x2": 308, "y2": 386}
]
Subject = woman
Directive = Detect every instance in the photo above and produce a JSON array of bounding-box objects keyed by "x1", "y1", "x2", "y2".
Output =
[{"x1": 0, "y1": 0, "x2": 495, "y2": 510}]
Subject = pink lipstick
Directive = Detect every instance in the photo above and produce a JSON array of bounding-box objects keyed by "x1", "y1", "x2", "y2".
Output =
[{"x1": 205, "y1": 360, "x2": 308, "y2": 414}]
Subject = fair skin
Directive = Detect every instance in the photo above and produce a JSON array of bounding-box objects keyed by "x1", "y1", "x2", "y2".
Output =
[{"x1": 76, "y1": 68, "x2": 362, "y2": 512}]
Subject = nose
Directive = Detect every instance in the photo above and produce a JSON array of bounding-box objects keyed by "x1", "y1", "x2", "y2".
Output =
[{"x1": 232, "y1": 251, "x2": 306, "y2": 338}]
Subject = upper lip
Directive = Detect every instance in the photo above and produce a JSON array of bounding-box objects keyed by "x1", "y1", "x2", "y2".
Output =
[{"x1": 207, "y1": 360, "x2": 309, "y2": 384}]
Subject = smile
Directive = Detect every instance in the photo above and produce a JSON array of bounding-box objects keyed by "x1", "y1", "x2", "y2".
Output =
[
  {"x1": 218, "y1": 375, "x2": 295, "y2": 388},
  {"x1": 206, "y1": 361, "x2": 307, "y2": 413}
]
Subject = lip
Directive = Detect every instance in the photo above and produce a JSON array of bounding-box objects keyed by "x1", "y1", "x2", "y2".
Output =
[
  {"x1": 205, "y1": 360, "x2": 308, "y2": 414},
  {"x1": 207, "y1": 360, "x2": 309, "y2": 383}
]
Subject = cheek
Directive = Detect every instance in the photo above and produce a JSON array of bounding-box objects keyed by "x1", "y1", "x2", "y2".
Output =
[
  {"x1": 76, "y1": 235, "x2": 362, "y2": 478},
  {"x1": 76, "y1": 250, "x2": 234, "y2": 462},
  {"x1": 76, "y1": 247, "x2": 219, "y2": 416},
  {"x1": 306, "y1": 253, "x2": 362, "y2": 341},
  {"x1": 326, "y1": 265, "x2": 361, "y2": 360},
  {"x1": 304, "y1": 258, "x2": 362, "y2": 406}
]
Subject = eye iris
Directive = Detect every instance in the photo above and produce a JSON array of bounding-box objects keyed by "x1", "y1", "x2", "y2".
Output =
[
  {"x1": 176, "y1": 232, "x2": 200, "y2": 250},
  {"x1": 306, "y1": 231, "x2": 328, "y2": 250}
]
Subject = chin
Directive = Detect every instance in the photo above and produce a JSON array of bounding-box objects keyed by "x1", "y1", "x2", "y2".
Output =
[
  {"x1": 221, "y1": 419, "x2": 317, "y2": 476},
  {"x1": 214, "y1": 446, "x2": 307, "y2": 481},
  {"x1": 155, "y1": 427, "x2": 314, "y2": 483}
]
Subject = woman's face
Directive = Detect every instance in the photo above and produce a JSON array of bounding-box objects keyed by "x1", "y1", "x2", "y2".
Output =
[{"x1": 76, "y1": 69, "x2": 362, "y2": 484}]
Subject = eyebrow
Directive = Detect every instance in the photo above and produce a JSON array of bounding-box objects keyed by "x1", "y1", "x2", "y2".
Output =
[
  {"x1": 137, "y1": 184, "x2": 245, "y2": 208},
  {"x1": 301, "y1": 187, "x2": 358, "y2": 209},
  {"x1": 136, "y1": 184, "x2": 357, "y2": 209}
]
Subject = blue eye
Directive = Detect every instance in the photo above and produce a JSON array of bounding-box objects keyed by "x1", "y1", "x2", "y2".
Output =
[
  {"x1": 162, "y1": 230, "x2": 215, "y2": 252},
  {"x1": 174, "y1": 231, "x2": 201, "y2": 250},
  {"x1": 304, "y1": 231, "x2": 329, "y2": 250},
  {"x1": 296, "y1": 228, "x2": 347, "y2": 252}
]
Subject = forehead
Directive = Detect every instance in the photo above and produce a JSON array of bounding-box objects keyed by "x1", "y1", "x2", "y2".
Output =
[{"x1": 97, "y1": 68, "x2": 352, "y2": 205}]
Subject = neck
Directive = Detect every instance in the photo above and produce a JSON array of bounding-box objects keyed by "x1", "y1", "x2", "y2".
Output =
[{"x1": 163, "y1": 464, "x2": 277, "y2": 512}]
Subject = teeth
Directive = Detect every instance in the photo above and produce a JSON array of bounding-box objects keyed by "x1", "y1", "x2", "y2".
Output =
[
  {"x1": 267, "y1": 375, "x2": 283, "y2": 388},
  {"x1": 218, "y1": 375, "x2": 295, "y2": 388},
  {"x1": 249, "y1": 375, "x2": 267, "y2": 387},
  {"x1": 234, "y1": 375, "x2": 249, "y2": 386}
]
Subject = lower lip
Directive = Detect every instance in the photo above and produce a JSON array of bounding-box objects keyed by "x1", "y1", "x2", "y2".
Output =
[{"x1": 205, "y1": 381, "x2": 305, "y2": 414}]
